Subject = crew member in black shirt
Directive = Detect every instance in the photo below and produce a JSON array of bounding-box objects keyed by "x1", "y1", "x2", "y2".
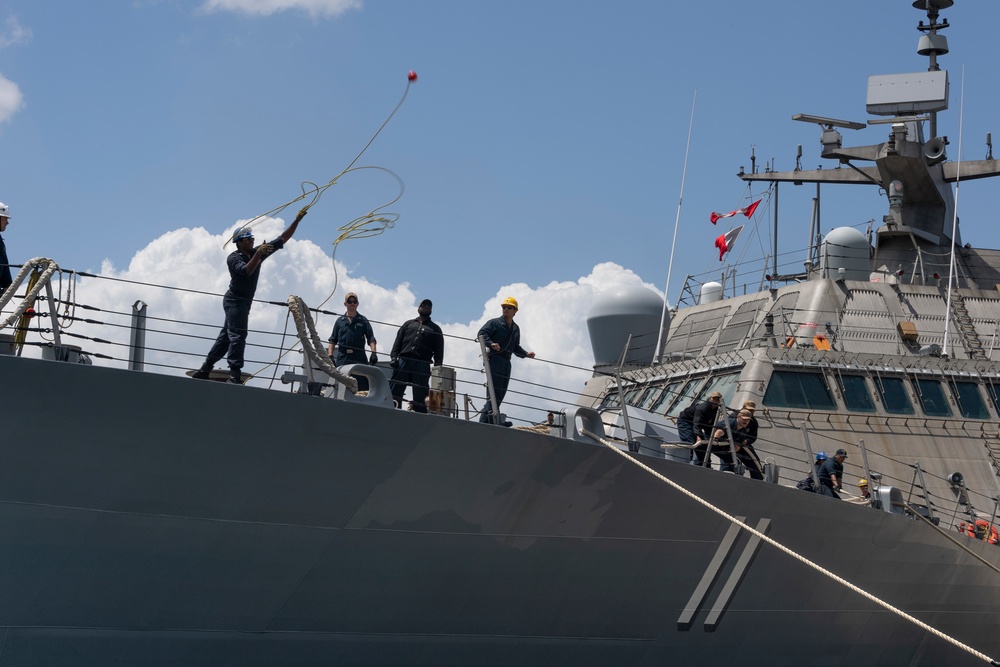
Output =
[{"x1": 389, "y1": 299, "x2": 444, "y2": 412}]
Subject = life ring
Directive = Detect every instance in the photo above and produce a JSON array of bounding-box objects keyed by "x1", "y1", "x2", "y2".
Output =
[{"x1": 961, "y1": 520, "x2": 999, "y2": 544}]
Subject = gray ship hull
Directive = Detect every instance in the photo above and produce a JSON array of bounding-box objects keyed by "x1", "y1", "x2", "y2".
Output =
[{"x1": 1, "y1": 353, "x2": 998, "y2": 665}]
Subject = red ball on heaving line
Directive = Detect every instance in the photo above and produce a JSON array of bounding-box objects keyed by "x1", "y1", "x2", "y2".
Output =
[{"x1": 407, "y1": 70, "x2": 418, "y2": 82}]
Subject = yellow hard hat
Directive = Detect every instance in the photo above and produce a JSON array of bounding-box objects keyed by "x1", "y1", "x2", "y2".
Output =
[
  {"x1": 501, "y1": 296, "x2": 518, "y2": 310},
  {"x1": 859, "y1": 479, "x2": 869, "y2": 487}
]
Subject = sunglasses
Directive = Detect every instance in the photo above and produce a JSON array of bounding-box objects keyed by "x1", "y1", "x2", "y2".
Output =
[
  {"x1": 346, "y1": 300, "x2": 358, "y2": 305},
  {"x1": 501, "y1": 305, "x2": 516, "y2": 310}
]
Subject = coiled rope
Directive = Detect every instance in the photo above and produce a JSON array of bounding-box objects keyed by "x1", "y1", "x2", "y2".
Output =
[
  {"x1": 0, "y1": 258, "x2": 60, "y2": 355},
  {"x1": 581, "y1": 428, "x2": 999, "y2": 666},
  {"x1": 223, "y1": 75, "x2": 415, "y2": 249},
  {"x1": 286, "y1": 295, "x2": 357, "y2": 394}
]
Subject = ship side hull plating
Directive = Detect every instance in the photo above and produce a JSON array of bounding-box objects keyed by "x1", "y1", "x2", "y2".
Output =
[{"x1": 0, "y1": 354, "x2": 998, "y2": 666}]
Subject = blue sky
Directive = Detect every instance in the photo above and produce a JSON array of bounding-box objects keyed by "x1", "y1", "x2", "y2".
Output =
[{"x1": 1, "y1": 0, "x2": 998, "y2": 419}]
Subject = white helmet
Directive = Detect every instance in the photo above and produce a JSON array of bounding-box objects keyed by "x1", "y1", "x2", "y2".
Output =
[{"x1": 0, "y1": 202, "x2": 10, "y2": 219}]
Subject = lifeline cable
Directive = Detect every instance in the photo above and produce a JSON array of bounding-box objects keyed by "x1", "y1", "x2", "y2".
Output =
[{"x1": 582, "y1": 428, "x2": 1000, "y2": 666}]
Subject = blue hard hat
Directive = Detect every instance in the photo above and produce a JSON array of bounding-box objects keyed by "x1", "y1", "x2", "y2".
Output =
[
  {"x1": 815, "y1": 451, "x2": 828, "y2": 461},
  {"x1": 233, "y1": 227, "x2": 254, "y2": 242}
]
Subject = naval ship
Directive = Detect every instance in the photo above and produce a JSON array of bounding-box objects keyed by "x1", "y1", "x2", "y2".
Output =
[{"x1": 2, "y1": 1, "x2": 1000, "y2": 665}]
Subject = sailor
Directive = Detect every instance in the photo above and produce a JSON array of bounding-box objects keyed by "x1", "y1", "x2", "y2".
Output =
[
  {"x1": 478, "y1": 296, "x2": 535, "y2": 425},
  {"x1": 686, "y1": 391, "x2": 723, "y2": 466},
  {"x1": 817, "y1": 448, "x2": 848, "y2": 499},
  {"x1": 711, "y1": 410, "x2": 757, "y2": 477},
  {"x1": 389, "y1": 299, "x2": 444, "y2": 413},
  {"x1": 193, "y1": 208, "x2": 306, "y2": 383},
  {"x1": 845, "y1": 478, "x2": 872, "y2": 505},
  {"x1": 327, "y1": 291, "x2": 377, "y2": 391},
  {"x1": 796, "y1": 451, "x2": 828, "y2": 492},
  {"x1": 0, "y1": 202, "x2": 12, "y2": 297},
  {"x1": 731, "y1": 400, "x2": 764, "y2": 479}
]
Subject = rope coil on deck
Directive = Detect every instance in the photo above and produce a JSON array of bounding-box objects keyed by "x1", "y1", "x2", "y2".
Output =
[
  {"x1": 286, "y1": 295, "x2": 358, "y2": 394},
  {"x1": 580, "y1": 428, "x2": 1000, "y2": 666},
  {"x1": 0, "y1": 257, "x2": 59, "y2": 331}
]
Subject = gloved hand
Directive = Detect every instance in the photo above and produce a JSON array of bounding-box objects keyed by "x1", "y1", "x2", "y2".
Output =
[
  {"x1": 369, "y1": 351, "x2": 379, "y2": 365},
  {"x1": 390, "y1": 357, "x2": 399, "y2": 369}
]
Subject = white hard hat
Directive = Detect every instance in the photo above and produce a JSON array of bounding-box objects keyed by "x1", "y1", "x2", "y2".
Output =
[{"x1": 0, "y1": 202, "x2": 9, "y2": 218}]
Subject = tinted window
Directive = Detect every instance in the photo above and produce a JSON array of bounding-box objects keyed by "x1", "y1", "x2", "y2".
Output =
[
  {"x1": 666, "y1": 380, "x2": 701, "y2": 418},
  {"x1": 837, "y1": 374, "x2": 876, "y2": 413},
  {"x1": 600, "y1": 392, "x2": 621, "y2": 409},
  {"x1": 651, "y1": 380, "x2": 684, "y2": 413},
  {"x1": 763, "y1": 371, "x2": 836, "y2": 410},
  {"x1": 951, "y1": 381, "x2": 989, "y2": 419},
  {"x1": 700, "y1": 373, "x2": 741, "y2": 411},
  {"x1": 985, "y1": 380, "x2": 1000, "y2": 416},
  {"x1": 875, "y1": 376, "x2": 914, "y2": 415},
  {"x1": 638, "y1": 387, "x2": 663, "y2": 410},
  {"x1": 915, "y1": 379, "x2": 951, "y2": 417}
]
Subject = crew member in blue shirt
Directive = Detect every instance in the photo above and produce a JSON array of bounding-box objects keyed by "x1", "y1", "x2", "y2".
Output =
[
  {"x1": 327, "y1": 291, "x2": 377, "y2": 391},
  {"x1": 193, "y1": 208, "x2": 306, "y2": 383},
  {"x1": 478, "y1": 296, "x2": 534, "y2": 424}
]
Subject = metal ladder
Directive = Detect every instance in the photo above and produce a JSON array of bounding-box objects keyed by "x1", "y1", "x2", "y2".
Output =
[{"x1": 949, "y1": 288, "x2": 988, "y2": 360}]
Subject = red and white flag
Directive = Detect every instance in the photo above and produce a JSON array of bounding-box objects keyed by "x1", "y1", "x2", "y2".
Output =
[
  {"x1": 710, "y1": 199, "x2": 761, "y2": 225},
  {"x1": 714, "y1": 225, "x2": 744, "y2": 261}
]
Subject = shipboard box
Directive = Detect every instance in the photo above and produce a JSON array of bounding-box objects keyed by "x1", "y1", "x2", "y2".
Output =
[{"x1": 897, "y1": 321, "x2": 918, "y2": 342}]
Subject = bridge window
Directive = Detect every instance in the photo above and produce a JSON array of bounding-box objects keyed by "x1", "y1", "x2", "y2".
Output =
[
  {"x1": 633, "y1": 386, "x2": 663, "y2": 410},
  {"x1": 651, "y1": 379, "x2": 685, "y2": 413},
  {"x1": 914, "y1": 378, "x2": 952, "y2": 417},
  {"x1": 666, "y1": 380, "x2": 701, "y2": 418},
  {"x1": 699, "y1": 373, "x2": 740, "y2": 410},
  {"x1": 985, "y1": 380, "x2": 1000, "y2": 417},
  {"x1": 599, "y1": 392, "x2": 621, "y2": 409},
  {"x1": 874, "y1": 376, "x2": 915, "y2": 415},
  {"x1": 952, "y1": 381, "x2": 990, "y2": 419},
  {"x1": 763, "y1": 371, "x2": 836, "y2": 410},
  {"x1": 836, "y1": 374, "x2": 876, "y2": 413}
]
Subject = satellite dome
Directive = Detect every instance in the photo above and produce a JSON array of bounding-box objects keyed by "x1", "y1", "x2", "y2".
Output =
[
  {"x1": 700, "y1": 281, "x2": 723, "y2": 304},
  {"x1": 587, "y1": 286, "x2": 666, "y2": 368},
  {"x1": 821, "y1": 227, "x2": 871, "y2": 281}
]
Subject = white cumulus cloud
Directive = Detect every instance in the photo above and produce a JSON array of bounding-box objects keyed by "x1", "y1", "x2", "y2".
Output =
[
  {"x1": 200, "y1": 0, "x2": 362, "y2": 18},
  {"x1": 0, "y1": 74, "x2": 24, "y2": 126},
  {"x1": 0, "y1": 16, "x2": 32, "y2": 49}
]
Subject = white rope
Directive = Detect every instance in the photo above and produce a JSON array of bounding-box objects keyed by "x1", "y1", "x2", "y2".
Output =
[
  {"x1": 581, "y1": 428, "x2": 999, "y2": 666},
  {"x1": 0, "y1": 257, "x2": 59, "y2": 330},
  {"x1": 286, "y1": 295, "x2": 358, "y2": 394}
]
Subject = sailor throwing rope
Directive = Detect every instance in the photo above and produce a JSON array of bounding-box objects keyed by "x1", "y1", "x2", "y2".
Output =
[{"x1": 192, "y1": 208, "x2": 306, "y2": 384}]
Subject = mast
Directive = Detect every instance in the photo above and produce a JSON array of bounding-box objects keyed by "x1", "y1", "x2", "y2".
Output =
[{"x1": 654, "y1": 91, "x2": 697, "y2": 364}]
